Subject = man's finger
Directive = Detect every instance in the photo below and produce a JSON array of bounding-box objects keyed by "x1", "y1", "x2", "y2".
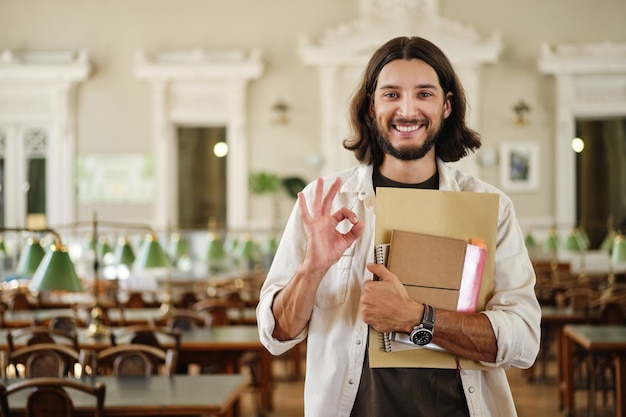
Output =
[{"x1": 321, "y1": 177, "x2": 342, "y2": 214}]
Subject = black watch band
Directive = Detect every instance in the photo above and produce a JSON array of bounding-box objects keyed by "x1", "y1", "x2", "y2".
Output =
[
  {"x1": 409, "y1": 304, "x2": 436, "y2": 346},
  {"x1": 422, "y1": 304, "x2": 435, "y2": 331}
]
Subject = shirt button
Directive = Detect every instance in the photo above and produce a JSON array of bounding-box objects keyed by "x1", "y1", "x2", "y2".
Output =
[
  {"x1": 356, "y1": 340, "x2": 362, "y2": 345},
  {"x1": 468, "y1": 386, "x2": 475, "y2": 393},
  {"x1": 348, "y1": 379, "x2": 354, "y2": 385}
]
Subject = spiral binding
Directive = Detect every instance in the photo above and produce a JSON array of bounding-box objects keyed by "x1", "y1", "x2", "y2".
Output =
[
  {"x1": 374, "y1": 243, "x2": 389, "y2": 266},
  {"x1": 374, "y1": 243, "x2": 391, "y2": 351},
  {"x1": 379, "y1": 331, "x2": 392, "y2": 352}
]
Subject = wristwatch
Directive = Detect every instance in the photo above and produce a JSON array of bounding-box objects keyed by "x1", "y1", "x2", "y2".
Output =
[{"x1": 409, "y1": 304, "x2": 435, "y2": 346}]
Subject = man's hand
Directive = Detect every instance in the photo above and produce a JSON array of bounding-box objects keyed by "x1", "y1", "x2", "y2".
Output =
[
  {"x1": 298, "y1": 177, "x2": 364, "y2": 277},
  {"x1": 361, "y1": 262, "x2": 422, "y2": 334},
  {"x1": 272, "y1": 177, "x2": 364, "y2": 340}
]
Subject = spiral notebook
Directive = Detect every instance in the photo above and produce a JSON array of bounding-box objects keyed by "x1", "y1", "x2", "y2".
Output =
[{"x1": 374, "y1": 231, "x2": 487, "y2": 353}]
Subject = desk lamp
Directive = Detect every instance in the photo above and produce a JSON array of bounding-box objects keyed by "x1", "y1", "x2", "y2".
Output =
[
  {"x1": 563, "y1": 227, "x2": 589, "y2": 282},
  {"x1": 607, "y1": 233, "x2": 626, "y2": 294},
  {"x1": 0, "y1": 235, "x2": 8, "y2": 257},
  {"x1": 544, "y1": 227, "x2": 560, "y2": 283},
  {"x1": 97, "y1": 237, "x2": 113, "y2": 267},
  {"x1": 16, "y1": 237, "x2": 45, "y2": 277},
  {"x1": 29, "y1": 240, "x2": 83, "y2": 293},
  {"x1": 135, "y1": 232, "x2": 171, "y2": 313},
  {"x1": 114, "y1": 236, "x2": 136, "y2": 274}
]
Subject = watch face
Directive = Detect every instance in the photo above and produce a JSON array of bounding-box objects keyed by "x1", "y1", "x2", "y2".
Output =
[{"x1": 411, "y1": 329, "x2": 433, "y2": 346}]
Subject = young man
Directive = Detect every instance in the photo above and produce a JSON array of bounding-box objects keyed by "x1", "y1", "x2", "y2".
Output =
[{"x1": 257, "y1": 36, "x2": 541, "y2": 416}]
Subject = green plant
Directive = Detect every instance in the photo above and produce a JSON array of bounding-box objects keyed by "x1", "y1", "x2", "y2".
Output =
[{"x1": 248, "y1": 172, "x2": 306, "y2": 199}]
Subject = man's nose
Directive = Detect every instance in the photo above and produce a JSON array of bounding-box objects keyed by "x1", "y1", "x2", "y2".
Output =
[{"x1": 397, "y1": 95, "x2": 418, "y2": 117}]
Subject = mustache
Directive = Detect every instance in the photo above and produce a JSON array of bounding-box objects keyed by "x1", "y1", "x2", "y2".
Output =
[{"x1": 390, "y1": 117, "x2": 429, "y2": 125}]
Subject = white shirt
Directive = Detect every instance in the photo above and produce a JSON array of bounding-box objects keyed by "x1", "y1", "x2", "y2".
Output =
[{"x1": 257, "y1": 160, "x2": 541, "y2": 417}]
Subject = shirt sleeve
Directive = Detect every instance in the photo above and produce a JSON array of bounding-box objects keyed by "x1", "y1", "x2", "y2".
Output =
[{"x1": 479, "y1": 193, "x2": 542, "y2": 369}]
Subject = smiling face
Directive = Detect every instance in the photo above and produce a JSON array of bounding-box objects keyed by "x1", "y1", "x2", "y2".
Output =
[{"x1": 372, "y1": 59, "x2": 452, "y2": 162}]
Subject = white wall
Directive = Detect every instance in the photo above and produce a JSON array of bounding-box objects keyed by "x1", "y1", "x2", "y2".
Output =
[{"x1": 1, "y1": 0, "x2": 625, "y2": 229}]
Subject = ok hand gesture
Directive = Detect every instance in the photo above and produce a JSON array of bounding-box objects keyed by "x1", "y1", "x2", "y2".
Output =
[{"x1": 299, "y1": 177, "x2": 364, "y2": 277}]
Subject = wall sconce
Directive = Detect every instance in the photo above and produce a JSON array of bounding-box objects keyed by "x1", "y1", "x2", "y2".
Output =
[
  {"x1": 512, "y1": 99, "x2": 531, "y2": 126},
  {"x1": 272, "y1": 99, "x2": 289, "y2": 125}
]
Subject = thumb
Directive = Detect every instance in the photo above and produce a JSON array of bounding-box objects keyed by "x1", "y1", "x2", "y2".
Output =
[{"x1": 366, "y1": 262, "x2": 396, "y2": 282}]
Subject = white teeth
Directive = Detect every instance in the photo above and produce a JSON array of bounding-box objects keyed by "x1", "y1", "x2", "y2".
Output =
[{"x1": 395, "y1": 125, "x2": 419, "y2": 133}]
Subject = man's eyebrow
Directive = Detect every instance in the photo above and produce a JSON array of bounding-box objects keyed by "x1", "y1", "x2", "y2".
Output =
[{"x1": 377, "y1": 82, "x2": 439, "y2": 90}]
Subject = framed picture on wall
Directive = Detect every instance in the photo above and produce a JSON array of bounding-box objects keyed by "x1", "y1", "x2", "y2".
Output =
[{"x1": 499, "y1": 141, "x2": 539, "y2": 192}]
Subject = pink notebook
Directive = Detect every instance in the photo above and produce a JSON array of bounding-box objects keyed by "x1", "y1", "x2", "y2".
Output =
[{"x1": 457, "y1": 240, "x2": 487, "y2": 313}]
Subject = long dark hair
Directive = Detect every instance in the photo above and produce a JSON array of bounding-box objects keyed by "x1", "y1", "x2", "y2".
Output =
[{"x1": 343, "y1": 36, "x2": 481, "y2": 165}]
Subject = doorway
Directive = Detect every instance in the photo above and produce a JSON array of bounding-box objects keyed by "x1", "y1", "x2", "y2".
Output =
[
  {"x1": 177, "y1": 126, "x2": 228, "y2": 229},
  {"x1": 575, "y1": 117, "x2": 626, "y2": 247}
]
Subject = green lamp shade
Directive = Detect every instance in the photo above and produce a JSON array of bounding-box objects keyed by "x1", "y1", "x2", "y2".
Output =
[
  {"x1": 564, "y1": 228, "x2": 590, "y2": 251},
  {"x1": 612, "y1": 234, "x2": 626, "y2": 264},
  {"x1": 114, "y1": 237, "x2": 136, "y2": 266},
  {"x1": 563, "y1": 230, "x2": 581, "y2": 251},
  {"x1": 206, "y1": 233, "x2": 226, "y2": 261},
  {"x1": 524, "y1": 232, "x2": 537, "y2": 249},
  {"x1": 135, "y1": 234, "x2": 171, "y2": 269},
  {"x1": 0, "y1": 237, "x2": 8, "y2": 256},
  {"x1": 29, "y1": 244, "x2": 83, "y2": 292},
  {"x1": 87, "y1": 234, "x2": 96, "y2": 251},
  {"x1": 236, "y1": 236, "x2": 259, "y2": 260},
  {"x1": 169, "y1": 234, "x2": 190, "y2": 260},
  {"x1": 544, "y1": 230, "x2": 560, "y2": 253},
  {"x1": 601, "y1": 230, "x2": 616, "y2": 252},
  {"x1": 16, "y1": 238, "x2": 46, "y2": 275},
  {"x1": 97, "y1": 239, "x2": 113, "y2": 261},
  {"x1": 577, "y1": 229, "x2": 590, "y2": 250}
]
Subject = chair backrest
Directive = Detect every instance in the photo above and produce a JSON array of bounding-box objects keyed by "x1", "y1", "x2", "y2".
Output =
[
  {"x1": 163, "y1": 309, "x2": 210, "y2": 331},
  {"x1": 174, "y1": 291, "x2": 200, "y2": 309},
  {"x1": 559, "y1": 287, "x2": 599, "y2": 311},
  {"x1": 0, "y1": 377, "x2": 105, "y2": 417},
  {"x1": 110, "y1": 325, "x2": 181, "y2": 352},
  {"x1": 1, "y1": 343, "x2": 80, "y2": 378},
  {"x1": 81, "y1": 344, "x2": 178, "y2": 376},
  {"x1": 7, "y1": 291, "x2": 36, "y2": 312},
  {"x1": 7, "y1": 326, "x2": 79, "y2": 352},
  {"x1": 192, "y1": 299, "x2": 244, "y2": 327}
]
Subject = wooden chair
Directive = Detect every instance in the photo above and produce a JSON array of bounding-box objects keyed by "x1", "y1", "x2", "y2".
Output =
[
  {"x1": 556, "y1": 287, "x2": 600, "y2": 314},
  {"x1": 174, "y1": 291, "x2": 200, "y2": 310},
  {"x1": 191, "y1": 298, "x2": 245, "y2": 327},
  {"x1": 80, "y1": 344, "x2": 178, "y2": 377},
  {"x1": 31, "y1": 315, "x2": 85, "y2": 335},
  {"x1": 110, "y1": 325, "x2": 181, "y2": 355},
  {"x1": 7, "y1": 291, "x2": 37, "y2": 312},
  {"x1": 0, "y1": 377, "x2": 105, "y2": 417},
  {"x1": 7, "y1": 326, "x2": 79, "y2": 352},
  {"x1": 161, "y1": 309, "x2": 210, "y2": 331},
  {"x1": 0, "y1": 343, "x2": 81, "y2": 379}
]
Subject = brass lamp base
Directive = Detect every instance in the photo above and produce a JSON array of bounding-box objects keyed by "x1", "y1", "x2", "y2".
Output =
[{"x1": 86, "y1": 305, "x2": 108, "y2": 339}]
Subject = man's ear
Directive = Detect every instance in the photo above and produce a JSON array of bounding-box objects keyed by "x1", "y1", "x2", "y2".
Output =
[
  {"x1": 368, "y1": 94, "x2": 374, "y2": 116},
  {"x1": 443, "y1": 92, "x2": 452, "y2": 119}
]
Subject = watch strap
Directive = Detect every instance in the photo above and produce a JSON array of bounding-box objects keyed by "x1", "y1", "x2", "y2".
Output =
[{"x1": 422, "y1": 304, "x2": 435, "y2": 332}]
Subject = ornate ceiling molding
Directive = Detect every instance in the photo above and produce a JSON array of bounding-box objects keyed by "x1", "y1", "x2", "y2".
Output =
[
  {"x1": 134, "y1": 48, "x2": 263, "y2": 81},
  {"x1": 0, "y1": 49, "x2": 91, "y2": 82},
  {"x1": 539, "y1": 41, "x2": 626, "y2": 75},
  {"x1": 299, "y1": 0, "x2": 501, "y2": 67}
]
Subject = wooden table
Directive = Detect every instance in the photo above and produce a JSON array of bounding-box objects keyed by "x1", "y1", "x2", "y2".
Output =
[
  {"x1": 561, "y1": 324, "x2": 626, "y2": 417},
  {"x1": 532, "y1": 306, "x2": 590, "y2": 387},
  {"x1": 1, "y1": 307, "x2": 257, "y2": 328},
  {"x1": 1, "y1": 374, "x2": 249, "y2": 416},
  {"x1": 0, "y1": 325, "x2": 274, "y2": 414}
]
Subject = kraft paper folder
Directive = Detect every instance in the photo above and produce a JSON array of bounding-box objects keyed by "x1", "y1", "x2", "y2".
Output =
[{"x1": 368, "y1": 187, "x2": 499, "y2": 369}]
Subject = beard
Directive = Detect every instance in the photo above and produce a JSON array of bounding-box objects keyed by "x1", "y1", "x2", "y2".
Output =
[{"x1": 376, "y1": 116, "x2": 444, "y2": 161}]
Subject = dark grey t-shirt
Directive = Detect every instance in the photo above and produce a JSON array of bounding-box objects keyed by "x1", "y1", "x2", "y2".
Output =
[{"x1": 349, "y1": 167, "x2": 470, "y2": 417}]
